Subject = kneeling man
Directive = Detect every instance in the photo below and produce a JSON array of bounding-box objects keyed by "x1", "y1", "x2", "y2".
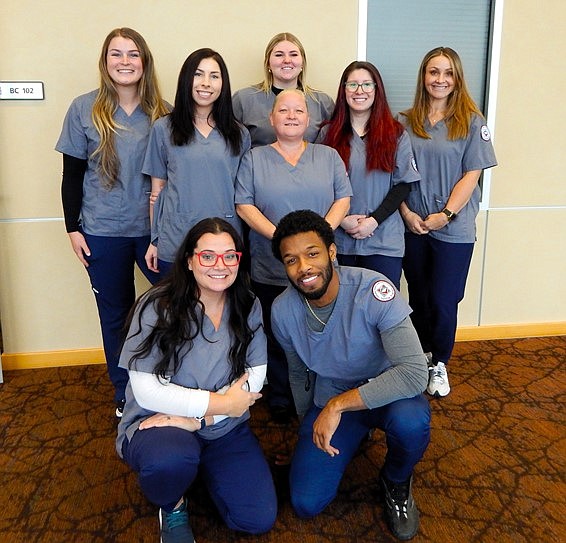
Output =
[{"x1": 271, "y1": 210, "x2": 431, "y2": 541}]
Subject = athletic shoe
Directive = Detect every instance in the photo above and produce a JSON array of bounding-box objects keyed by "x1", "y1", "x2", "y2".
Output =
[
  {"x1": 427, "y1": 362, "x2": 450, "y2": 397},
  {"x1": 159, "y1": 498, "x2": 195, "y2": 543},
  {"x1": 379, "y1": 473, "x2": 419, "y2": 541},
  {"x1": 115, "y1": 399, "x2": 126, "y2": 418}
]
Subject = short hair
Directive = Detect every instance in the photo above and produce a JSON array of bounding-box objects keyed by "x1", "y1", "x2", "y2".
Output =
[
  {"x1": 271, "y1": 88, "x2": 308, "y2": 114},
  {"x1": 271, "y1": 210, "x2": 334, "y2": 261}
]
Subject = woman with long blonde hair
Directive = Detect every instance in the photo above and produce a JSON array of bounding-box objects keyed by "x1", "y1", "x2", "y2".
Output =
[
  {"x1": 56, "y1": 28, "x2": 169, "y2": 417},
  {"x1": 232, "y1": 32, "x2": 334, "y2": 147},
  {"x1": 399, "y1": 47, "x2": 497, "y2": 398}
]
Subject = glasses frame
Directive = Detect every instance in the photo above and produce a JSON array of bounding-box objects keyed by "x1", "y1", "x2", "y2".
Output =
[
  {"x1": 194, "y1": 251, "x2": 242, "y2": 267},
  {"x1": 344, "y1": 81, "x2": 376, "y2": 93}
]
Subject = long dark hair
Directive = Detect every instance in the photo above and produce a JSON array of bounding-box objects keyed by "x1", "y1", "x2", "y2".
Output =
[
  {"x1": 125, "y1": 218, "x2": 257, "y2": 381},
  {"x1": 323, "y1": 61, "x2": 402, "y2": 173},
  {"x1": 169, "y1": 48, "x2": 243, "y2": 154}
]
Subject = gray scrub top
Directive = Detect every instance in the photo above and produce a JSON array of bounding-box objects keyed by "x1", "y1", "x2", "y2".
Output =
[
  {"x1": 143, "y1": 116, "x2": 251, "y2": 263},
  {"x1": 232, "y1": 86, "x2": 334, "y2": 147},
  {"x1": 55, "y1": 90, "x2": 152, "y2": 237},
  {"x1": 319, "y1": 127, "x2": 420, "y2": 258},
  {"x1": 399, "y1": 113, "x2": 497, "y2": 243},
  {"x1": 235, "y1": 143, "x2": 352, "y2": 286},
  {"x1": 272, "y1": 266, "x2": 411, "y2": 408},
  {"x1": 116, "y1": 296, "x2": 266, "y2": 455}
]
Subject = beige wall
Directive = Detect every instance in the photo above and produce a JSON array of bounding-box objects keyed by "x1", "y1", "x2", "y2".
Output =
[{"x1": 0, "y1": 0, "x2": 565, "y2": 367}]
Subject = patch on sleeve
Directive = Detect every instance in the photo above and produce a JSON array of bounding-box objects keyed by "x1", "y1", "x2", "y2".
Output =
[
  {"x1": 372, "y1": 280, "x2": 395, "y2": 302},
  {"x1": 480, "y1": 125, "x2": 492, "y2": 141}
]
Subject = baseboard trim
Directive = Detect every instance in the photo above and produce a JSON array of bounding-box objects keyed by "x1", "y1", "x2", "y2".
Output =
[
  {"x1": 455, "y1": 322, "x2": 566, "y2": 341},
  {"x1": 1, "y1": 322, "x2": 565, "y2": 370},
  {"x1": 1, "y1": 348, "x2": 105, "y2": 371}
]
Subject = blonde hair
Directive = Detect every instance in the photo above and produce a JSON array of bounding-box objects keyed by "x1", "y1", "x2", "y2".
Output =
[
  {"x1": 257, "y1": 32, "x2": 318, "y2": 101},
  {"x1": 92, "y1": 28, "x2": 168, "y2": 189},
  {"x1": 271, "y1": 88, "x2": 308, "y2": 113},
  {"x1": 402, "y1": 47, "x2": 482, "y2": 140}
]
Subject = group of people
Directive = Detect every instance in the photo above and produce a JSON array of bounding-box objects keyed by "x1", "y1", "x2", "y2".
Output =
[{"x1": 56, "y1": 27, "x2": 496, "y2": 543}]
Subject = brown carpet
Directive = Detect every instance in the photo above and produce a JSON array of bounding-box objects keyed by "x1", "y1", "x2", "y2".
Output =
[{"x1": 0, "y1": 336, "x2": 564, "y2": 542}]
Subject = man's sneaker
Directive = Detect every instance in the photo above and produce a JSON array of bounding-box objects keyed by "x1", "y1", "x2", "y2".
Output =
[
  {"x1": 115, "y1": 399, "x2": 126, "y2": 418},
  {"x1": 379, "y1": 473, "x2": 419, "y2": 541},
  {"x1": 427, "y1": 361, "x2": 450, "y2": 397},
  {"x1": 159, "y1": 498, "x2": 195, "y2": 543}
]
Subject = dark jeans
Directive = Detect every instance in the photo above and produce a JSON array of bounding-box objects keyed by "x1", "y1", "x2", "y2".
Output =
[
  {"x1": 157, "y1": 258, "x2": 173, "y2": 278},
  {"x1": 403, "y1": 233, "x2": 474, "y2": 364},
  {"x1": 83, "y1": 233, "x2": 160, "y2": 402},
  {"x1": 251, "y1": 280, "x2": 293, "y2": 410},
  {"x1": 290, "y1": 394, "x2": 431, "y2": 518}
]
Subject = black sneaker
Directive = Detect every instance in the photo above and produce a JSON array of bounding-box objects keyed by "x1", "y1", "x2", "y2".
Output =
[
  {"x1": 379, "y1": 473, "x2": 419, "y2": 541},
  {"x1": 115, "y1": 399, "x2": 126, "y2": 418},
  {"x1": 159, "y1": 498, "x2": 195, "y2": 543}
]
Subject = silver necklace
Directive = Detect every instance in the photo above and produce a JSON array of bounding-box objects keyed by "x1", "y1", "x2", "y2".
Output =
[{"x1": 304, "y1": 298, "x2": 327, "y2": 327}]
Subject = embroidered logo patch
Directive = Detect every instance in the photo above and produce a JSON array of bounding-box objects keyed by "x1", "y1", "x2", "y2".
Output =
[
  {"x1": 372, "y1": 280, "x2": 395, "y2": 302},
  {"x1": 480, "y1": 125, "x2": 491, "y2": 141}
]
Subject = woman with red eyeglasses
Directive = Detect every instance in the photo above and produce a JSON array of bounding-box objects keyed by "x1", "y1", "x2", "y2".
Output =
[{"x1": 116, "y1": 217, "x2": 276, "y2": 542}]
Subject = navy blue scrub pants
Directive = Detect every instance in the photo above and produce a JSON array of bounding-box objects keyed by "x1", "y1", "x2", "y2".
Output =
[
  {"x1": 338, "y1": 253, "x2": 403, "y2": 290},
  {"x1": 157, "y1": 258, "x2": 173, "y2": 277},
  {"x1": 251, "y1": 281, "x2": 293, "y2": 411},
  {"x1": 83, "y1": 233, "x2": 160, "y2": 403},
  {"x1": 290, "y1": 394, "x2": 431, "y2": 518},
  {"x1": 122, "y1": 422, "x2": 277, "y2": 534},
  {"x1": 403, "y1": 233, "x2": 474, "y2": 364}
]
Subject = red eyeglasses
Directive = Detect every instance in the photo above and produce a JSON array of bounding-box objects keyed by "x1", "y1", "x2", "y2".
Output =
[{"x1": 194, "y1": 251, "x2": 242, "y2": 267}]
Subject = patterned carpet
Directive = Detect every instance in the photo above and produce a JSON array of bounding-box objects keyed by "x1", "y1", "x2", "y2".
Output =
[{"x1": 0, "y1": 336, "x2": 564, "y2": 542}]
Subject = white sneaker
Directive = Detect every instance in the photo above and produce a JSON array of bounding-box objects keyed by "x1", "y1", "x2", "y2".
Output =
[{"x1": 427, "y1": 362, "x2": 450, "y2": 397}]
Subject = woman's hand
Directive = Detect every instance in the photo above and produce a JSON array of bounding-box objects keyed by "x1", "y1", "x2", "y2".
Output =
[
  {"x1": 222, "y1": 373, "x2": 262, "y2": 417},
  {"x1": 145, "y1": 244, "x2": 159, "y2": 273},
  {"x1": 424, "y1": 212, "x2": 449, "y2": 231},
  {"x1": 402, "y1": 210, "x2": 429, "y2": 235},
  {"x1": 68, "y1": 231, "x2": 91, "y2": 267},
  {"x1": 139, "y1": 412, "x2": 202, "y2": 432},
  {"x1": 344, "y1": 216, "x2": 377, "y2": 239},
  {"x1": 340, "y1": 214, "x2": 365, "y2": 231}
]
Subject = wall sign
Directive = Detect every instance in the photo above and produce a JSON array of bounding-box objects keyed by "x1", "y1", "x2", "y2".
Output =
[{"x1": 0, "y1": 81, "x2": 45, "y2": 100}]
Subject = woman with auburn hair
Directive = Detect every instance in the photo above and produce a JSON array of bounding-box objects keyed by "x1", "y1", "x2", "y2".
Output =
[
  {"x1": 399, "y1": 47, "x2": 497, "y2": 398},
  {"x1": 143, "y1": 48, "x2": 250, "y2": 277},
  {"x1": 232, "y1": 32, "x2": 334, "y2": 146},
  {"x1": 319, "y1": 60, "x2": 420, "y2": 289},
  {"x1": 56, "y1": 28, "x2": 169, "y2": 417},
  {"x1": 117, "y1": 218, "x2": 276, "y2": 542}
]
